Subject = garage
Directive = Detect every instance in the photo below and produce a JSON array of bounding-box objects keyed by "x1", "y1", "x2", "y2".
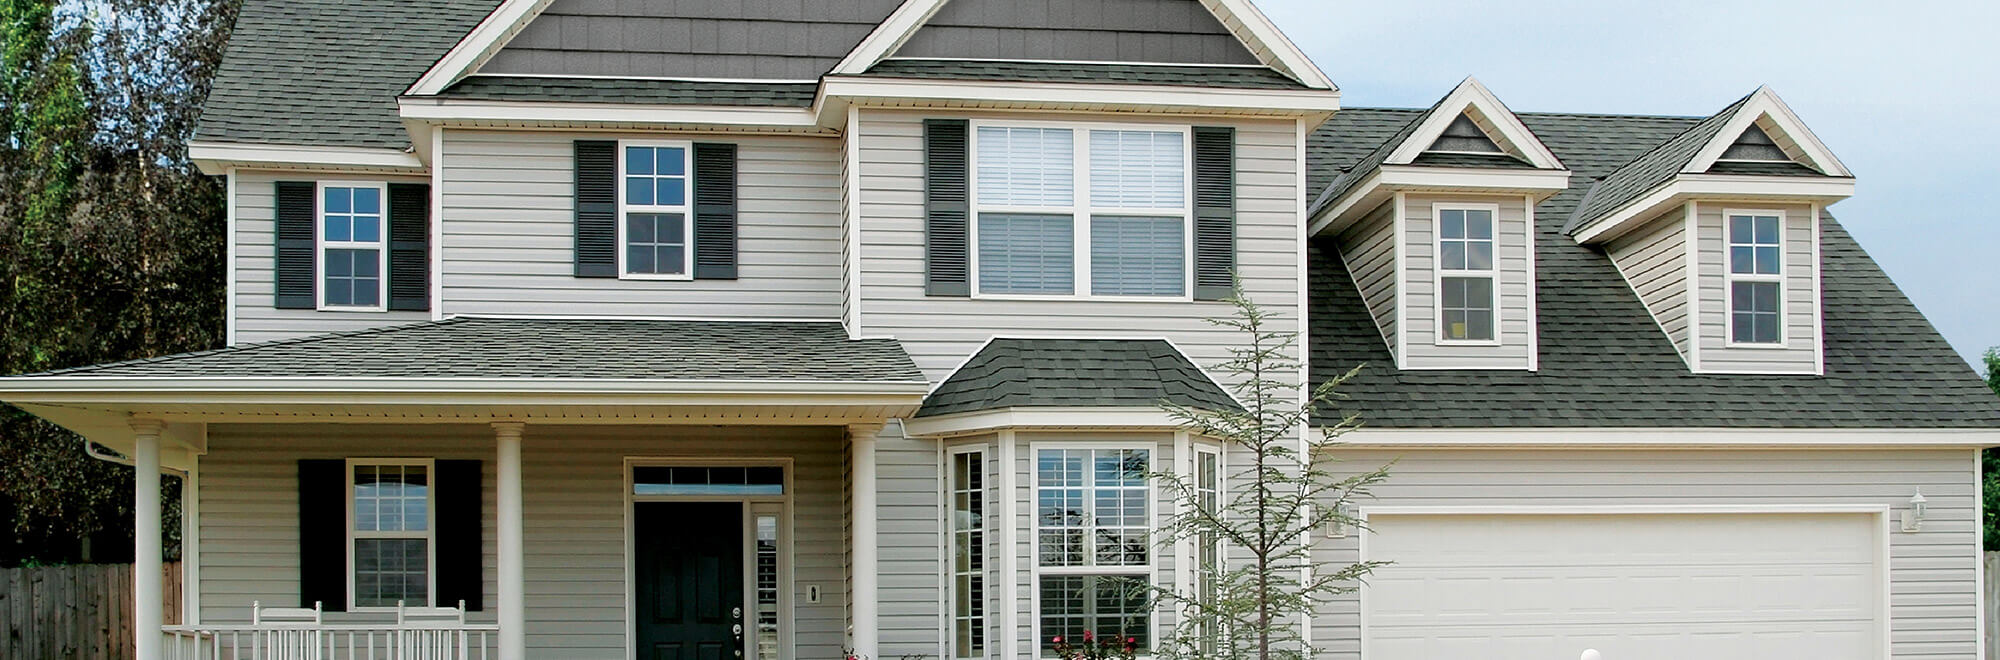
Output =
[{"x1": 1362, "y1": 511, "x2": 1884, "y2": 660}]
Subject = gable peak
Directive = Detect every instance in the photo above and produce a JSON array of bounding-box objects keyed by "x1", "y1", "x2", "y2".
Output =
[
  {"x1": 1682, "y1": 86, "x2": 1851, "y2": 177},
  {"x1": 1385, "y1": 77, "x2": 1564, "y2": 170}
]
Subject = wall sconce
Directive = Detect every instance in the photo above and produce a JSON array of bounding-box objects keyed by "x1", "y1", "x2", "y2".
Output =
[
  {"x1": 1328, "y1": 502, "x2": 1358, "y2": 539},
  {"x1": 1901, "y1": 490, "x2": 1927, "y2": 533}
]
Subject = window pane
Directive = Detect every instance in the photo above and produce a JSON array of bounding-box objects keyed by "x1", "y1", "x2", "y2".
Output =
[
  {"x1": 325, "y1": 187, "x2": 351, "y2": 214},
  {"x1": 626, "y1": 213, "x2": 686, "y2": 275},
  {"x1": 977, "y1": 127, "x2": 1073, "y2": 207},
  {"x1": 657, "y1": 178, "x2": 685, "y2": 206},
  {"x1": 325, "y1": 214, "x2": 352, "y2": 242},
  {"x1": 951, "y1": 452, "x2": 986, "y2": 659},
  {"x1": 633, "y1": 465, "x2": 786, "y2": 496},
  {"x1": 1039, "y1": 575, "x2": 1150, "y2": 656},
  {"x1": 1467, "y1": 241, "x2": 1493, "y2": 270},
  {"x1": 354, "y1": 539, "x2": 429, "y2": 607},
  {"x1": 627, "y1": 176, "x2": 655, "y2": 205},
  {"x1": 1754, "y1": 216, "x2": 1780, "y2": 244},
  {"x1": 1730, "y1": 246, "x2": 1755, "y2": 274},
  {"x1": 1755, "y1": 246, "x2": 1780, "y2": 275},
  {"x1": 1731, "y1": 281, "x2": 1782, "y2": 344},
  {"x1": 352, "y1": 214, "x2": 380, "y2": 243},
  {"x1": 1730, "y1": 215, "x2": 1754, "y2": 244},
  {"x1": 658, "y1": 147, "x2": 685, "y2": 176},
  {"x1": 351, "y1": 249, "x2": 379, "y2": 279},
  {"x1": 353, "y1": 188, "x2": 380, "y2": 215},
  {"x1": 1440, "y1": 209, "x2": 1464, "y2": 239},
  {"x1": 1466, "y1": 210, "x2": 1493, "y2": 239},
  {"x1": 1441, "y1": 276, "x2": 1494, "y2": 341},
  {"x1": 1440, "y1": 241, "x2": 1465, "y2": 271},
  {"x1": 627, "y1": 146, "x2": 654, "y2": 175},
  {"x1": 756, "y1": 513, "x2": 780, "y2": 660},
  {"x1": 978, "y1": 213, "x2": 1074, "y2": 294},
  {"x1": 1090, "y1": 215, "x2": 1184, "y2": 296},
  {"x1": 1089, "y1": 130, "x2": 1185, "y2": 209}
]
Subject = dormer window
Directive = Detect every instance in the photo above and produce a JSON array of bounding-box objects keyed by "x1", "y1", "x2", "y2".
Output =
[
  {"x1": 1727, "y1": 211, "x2": 1784, "y2": 345},
  {"x1": 1437, "y1": 206, "x2": 1497, "y2": 342}
]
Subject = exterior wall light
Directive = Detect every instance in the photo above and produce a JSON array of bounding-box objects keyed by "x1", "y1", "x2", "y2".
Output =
[{"x1": 1901, "y1": 490, "x2": 1927, "y2": 533}]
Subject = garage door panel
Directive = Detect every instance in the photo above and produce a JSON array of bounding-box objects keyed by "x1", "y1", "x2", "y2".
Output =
[{"x1": 1363, "y1": 513, "x2": 1881, "y2": 660}]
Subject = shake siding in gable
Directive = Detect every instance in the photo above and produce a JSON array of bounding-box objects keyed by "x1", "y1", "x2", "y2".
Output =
[
  {"x1": 1399, "y1": 193, "x2": 1533, "y2": 369},
  {"x1": 1334, "y1": 201, "x2": 1398, "y2": 353},
  {"x1": 1309, "y1": 447, "x2": 1979, "y2": 660},
  {"x1": 439, "y1": 130, "x2": 845, "y2": 319},
  {"x1": 197, "y1": 424, "x2": 851, "y2": 660},
  {"x1": 854, "y1": 110, "x2": 1302, "y2": 389},
  {"x1": 1606, "y1": 211, "x2": 1691, "y2": 358},
  {"x1": 892, "y1": 0, "x2": 1258, "y2": 65},
  {"x1": 232, "y1": 170, "x2": 431, "y2": 344},
  {"x1": 1692, "y1": 201, "x2": 1818, "y2": 373}
]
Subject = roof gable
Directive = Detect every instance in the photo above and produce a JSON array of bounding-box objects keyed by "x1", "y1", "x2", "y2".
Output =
[
  {"x1": 1682, "y1": 86, "x2": 1850, "y2": 177},
  {"x1": 916, "y1": 338, "x2": 1241, "y2": 417},
  {"x1": 1383, "y1": 78, "x2": 1563, "y2": 169},
  {"x1": 1427, "y1": 114, "x2": 1503, "y2": 153},
  {"x1": 888, "y1": 0, "x2": 1259, "y2": 65}
]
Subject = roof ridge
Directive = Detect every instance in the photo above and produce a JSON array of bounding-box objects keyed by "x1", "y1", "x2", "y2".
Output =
[{"x1": 21, "y1": 317, "x2": 473, "y2": 377}]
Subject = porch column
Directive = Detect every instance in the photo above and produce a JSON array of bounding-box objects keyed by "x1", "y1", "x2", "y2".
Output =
[
  {"x1": 848, "y1": 423, "x2": 885, "y2": 660},
  {"x1": 493, "y1": 422, "x2": 526, "y2": 660},
  {"x1": 132, "y1": 418, "x2": 165, "y2": 660}
]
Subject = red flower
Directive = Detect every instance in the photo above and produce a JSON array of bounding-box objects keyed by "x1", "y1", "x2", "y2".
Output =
[
  {"x1": 1051, "y1": 636, "x2": 1063, "y2": 644},
  {"x1": 1083, "y1": 630, "x2": 1094, "y2": 641}
]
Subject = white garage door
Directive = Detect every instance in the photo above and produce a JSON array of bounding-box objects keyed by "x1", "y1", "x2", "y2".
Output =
[{"x1": 1364, "y1": 512, "x2": 1882, "y2": 660}]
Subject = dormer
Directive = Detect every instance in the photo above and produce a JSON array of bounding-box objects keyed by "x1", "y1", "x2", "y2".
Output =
[
  {"x1": 1308, "y1": 79, "x2": 1570, "y2": 370},
  {"x1": 1567, "y1": 87, "x2": 1854, "y2": 375}
]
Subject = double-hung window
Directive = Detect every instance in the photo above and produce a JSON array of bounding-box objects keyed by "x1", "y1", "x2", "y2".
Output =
[
  {"x1": 949, "y1": 449, "x2": 988, "y2": 659},
  {"x1": 1437, "y1": 206, "x2": 1497, "y2": 342},
  {"x1": 349, "y1": 460, "x2": 433, "y2": 608},
  {"x1": 319, "y1": 183, "x2": 386, "y2": 309},
  {"x1": 620, "y1": 143, "x2": 694, "y2": 279},
  {"x1": 1036, "y1": 448, "x2": 1152, "y2": 655},
  {"x1": 1727, "y1": 211, "x2": 1784, "y2": 345},
  {"x1": 973, "y1": 125, "x2": 1189, "y2": 298}
]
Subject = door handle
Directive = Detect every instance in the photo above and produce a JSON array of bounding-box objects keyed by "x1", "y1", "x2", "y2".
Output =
[{"x1": 732, "y1": 607, "x2": 742, "y2": 620}]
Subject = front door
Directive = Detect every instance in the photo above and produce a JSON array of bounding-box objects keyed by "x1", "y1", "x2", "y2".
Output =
[{"x1": 636, "y1": 502, "x2": 744, "y2": 660}]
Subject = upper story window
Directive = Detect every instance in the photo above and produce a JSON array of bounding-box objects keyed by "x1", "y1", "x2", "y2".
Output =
[
  {"x1": 349, "y1": 460, "x2": 432, "y2": 608},
  {"x1": 1727, "y1": 211, "x2": 1784, "y2": 345},
  {"x1": 1036, "y1": 447, "x2": 1152, "y2": 655},
  {"x1": 1436, "y1": 205, "x2": 1497, "y2": 342},
  {"x1": 319, "y1": 184, "x2": 385, "y2": 309},
  {"x1": 620, "y1": 143, "x2": 694, "y2": 279},
  {"x1": 973, "y1": 124, "x2": 1189, "y2": 299}
]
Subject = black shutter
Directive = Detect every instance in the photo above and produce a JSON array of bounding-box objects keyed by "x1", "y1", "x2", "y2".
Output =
[
  {"x1": 692, "y1": 143, "x2": 738, "y2": 280},
  {"x1": 1192, "y1": 126, "x2": 1237, "y2": 301},
  {"x1": 923, "y1": 119, "x2": 970, "y2": 297},
  {"x1": 434, "y1": 460, "x2": 483, "y2": 611},
  {"x1": 574, "y1": 140, "x2": 618, "y2": 278},
  {"x1": 298, "y1": 459, "x2": 348, "y2": 612},
  {"x1": 274, "y1": 181, "x2": 318, "y2": 309},
  {"x1": 387, "y1": 183, "x2": 431, "y2": 311}
]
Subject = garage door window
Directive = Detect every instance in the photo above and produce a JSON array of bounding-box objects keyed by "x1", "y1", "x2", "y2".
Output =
[{"x1": 1035, "y1": 448, "x2": 1152, "y2": 655}]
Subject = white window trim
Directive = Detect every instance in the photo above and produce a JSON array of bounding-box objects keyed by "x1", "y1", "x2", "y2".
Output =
[
  {"x1": 1723, "y1": 208, "x2": 1788, "y2": 349},
  {"x1": 344, "y1": 458, "x2": 437, "y2": 611},
  {"x1": 1027, "y1": 441, "x2": 1160, "y2": 657},
  {"x1": 621, "y1": 457, "x2": 796, "y2": 660},
  {"x1": 967, "y1": 120, "x2": 1195, "y2": 302},
  {"x1": 315, "y1": 181, "x2": 390, "y2": 312},
  {"x1": 1431, "y1": 202, "x2": 1502, "y2": 347},
  {"x1": 616, "y1": 140, "x2": 697, "y2": 281},
  {"x1": 945, "y1": 445, "x2": 989, "y2": 660}
]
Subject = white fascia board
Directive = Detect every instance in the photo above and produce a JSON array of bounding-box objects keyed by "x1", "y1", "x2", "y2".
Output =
[
  {"x1": 187, "y1": 141, "x2": 426, "y2": 176},
  {"x1": 1383, "y1": 77, "x2": 1564, "y2": 169},
  {"x1": 1682, "y1": 86, "x2": 1852, "y2": 177},
  {"x1": 1572, "y1": 174, "x2": 1855, "y2": 245},
  {"x1": 1308, "y1": 166, "x2": 1570, "y2": 237},
  {"x1": 1199, "y1": 0, "x2": 1336, "y2": 90},
  {"x1": 901, "y1": 407, "x2": 1190, "y2": 437},
  {"x1": 0, "y1": 376, "x2": 932, "y2": 400},
  {"x1": 829, "y1": 0, "x2": 950, "y2": 75},
  {"x1": 1327, "y1": 427, "x2": 2000, "y2": 448},
  {"x1": 818, "y1": 76, "x2": 1341, "y2": 117},
  {"x1": 398, "y1": 97, "x2": 825, "y2": 131},
  {"x1": 405, "y1": 0, "x2": 555, "y2": 96}
]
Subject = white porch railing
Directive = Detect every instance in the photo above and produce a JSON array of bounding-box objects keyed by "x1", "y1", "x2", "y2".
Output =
[{"x1": 160, "y1": 624, "x2": 499, "y2": 660}]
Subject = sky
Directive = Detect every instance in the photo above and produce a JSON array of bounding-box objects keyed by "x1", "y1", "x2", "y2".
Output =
[{"x1": 1256, "y1": 0, "x2": 1999, "y2": 370}]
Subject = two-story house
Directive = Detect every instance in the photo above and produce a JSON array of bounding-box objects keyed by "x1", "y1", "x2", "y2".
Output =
[{"x1": 3, "y1": 1, "x2": 1999, "y2": 659}]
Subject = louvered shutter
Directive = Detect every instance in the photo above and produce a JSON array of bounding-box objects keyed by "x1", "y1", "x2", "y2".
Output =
[
  {"x1": 924, "y1": 119, "x2": 970, "y2": 296},
  {"x1": 387, "y1": 183, "x2": 431, "y2": 311},
  {"x1": 298, "y1": 459, "x2": 348, "y2": 611},
  {"x1": 1192, "y1": 127, "x2": 1237, "y2": 301},
  {"x1": 434, "y1": 460, "x2": 483, "y2": 611},
  {"x1": 274, "y1": 181, "x2": 318, "y2": 308},
  {"x1": 573, "y1": 140, "x2": 618, "y2": 278},
  {"x1": 692, "y1": 143, "x2": 738, "y2": 280}
]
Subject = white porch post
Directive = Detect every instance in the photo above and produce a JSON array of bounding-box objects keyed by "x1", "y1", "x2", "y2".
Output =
[
  {"x1": 848, "y1": 423, "x2": 884, "y2": 660},
  {"x1": 493, "y1": 421, "x2": 526, "y2": 660},
  {"x1": 132, "y1": 418, "x2": 165, "y2": 660}
]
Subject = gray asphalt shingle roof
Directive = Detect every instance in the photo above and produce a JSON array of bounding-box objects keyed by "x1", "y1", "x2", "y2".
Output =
[
  {"x1": 1561, "y1": 94, "x2": 1772, "y2": 234},
  {"x1": 861, "y1": 59, "x2": 1309, "y2": 89},
  {"x1": 437, "y1": 76, "x2": 819, "y2": 107},
  {"x1": 916, "y1": 339, "x2": 1241, "y2": 417},
  {"x1": 1306, "y1": 109, "x2": 2000, "y2": 428},
  {"x1": 20, "y1": 317, "x2": 925, "y2": 383}
]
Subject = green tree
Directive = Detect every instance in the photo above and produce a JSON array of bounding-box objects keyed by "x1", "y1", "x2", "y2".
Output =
[
  {"x1": 1147, "y1": 289, "x2": 1390, "y2": 660},
  {"x1": 1984, "y1": 348, "x2": 1999, "y2": 551}
]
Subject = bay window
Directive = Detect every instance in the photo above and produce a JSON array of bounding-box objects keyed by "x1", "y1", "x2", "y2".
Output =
[{"x1": 1036, "y1": 447, "x2": 1152, "y2": 655}]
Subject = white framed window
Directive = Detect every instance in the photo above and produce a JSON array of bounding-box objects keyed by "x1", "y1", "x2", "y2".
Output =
[
  {"x1": 1192, "y1": 445, "x2": 1223, "y2": 655},
  {"x1": 1435, "y1": 204, "x2": 1498, "y2": 343},
  {"x1": 1033, "y1": 446, "x2": 1153, "y2": 656},
  {"x1": 346, "y1": 459, "x2": 435, "y2": 609},
  {"x1": 618, "y1": 142, "x2": 695, "y2": 280},
  {"x1": 948, "y1": 448, "x2": 988, "y2": 659},
  {"x1": 970, "y1": 123, "x2": 1191, "y2": 299},
  {"x1": 1726, "y1": 210, "x2": 1785, "y2": 346},
  {"x1": 317, "y1": 182, "x2": 388, "y2": 310}
]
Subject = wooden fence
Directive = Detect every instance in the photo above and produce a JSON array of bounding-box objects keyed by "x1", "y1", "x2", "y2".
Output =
[{"x1": 0, "y1": 562, "x2": 181, "y2": 660}]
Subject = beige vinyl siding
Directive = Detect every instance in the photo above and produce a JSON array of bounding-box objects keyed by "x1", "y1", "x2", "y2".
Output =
[
  {"x1": 1309, "y1": 447, "x2": 1978, "y2": 660},
  {"x1": 1692, "y1": 201, "x2": 1818, "y2": 373},
  {"x1": 232, "y1": 170, "x2": 432, "y2": 344},
  {"x1": 1400, "y1": 193, "x2": 1533, "y2": 369},
  {"x1": 438, "y1": 130, "x2": 846, "y2": 319},
  {"x1": 1605, "y1": 209, "x2": 1691, "y2": 359},
  {"x1": 1334, "y1": 201, "x2": 1398, "y2": 354},
  {"x1": 875, "y1": 423, "x2": 945, "y2": 657},
  {"x1": 197, "y1": 424, "x2": 850, "y2": 659},
  {"x1": 853, "y1": 110, "x2": 1301, "y2": 390}
]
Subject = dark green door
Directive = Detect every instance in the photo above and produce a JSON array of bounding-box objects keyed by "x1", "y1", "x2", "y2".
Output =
[{"x1": 636, "y1": 502, "x2": 744, "y2": 660}]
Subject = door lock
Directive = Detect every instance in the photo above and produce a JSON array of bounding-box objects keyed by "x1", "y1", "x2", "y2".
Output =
[
  {"x1": 733, "y1": 624, "x2": 743, "y2": 636},
  {"x1": 732, "y1": 607, "x2": 742, "y2": 620}
]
